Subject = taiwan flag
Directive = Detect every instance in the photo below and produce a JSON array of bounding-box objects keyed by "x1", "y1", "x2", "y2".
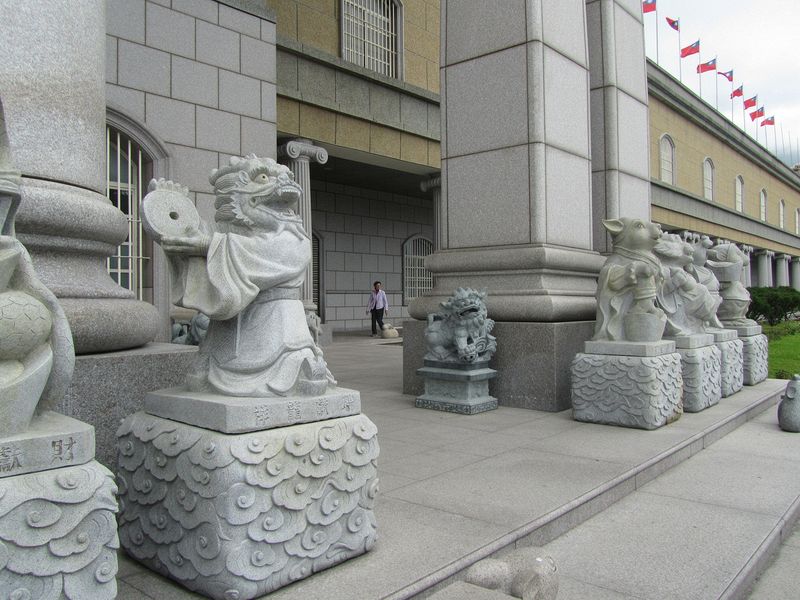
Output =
[
  {"x1": 681, "y1": 40, "x2": 700, "y2": 58},
  {"x1": 743, "y1": 95, "x2": 758, "y2": 109},
  {"x1": 697, "y1": 58, "x2": 717, "y2": 74},
  {"x1": 642, "y1": 0, "x2": 656, "y2": 14},
  {"x1": 761, "y1": 116, "x2": 775, "y2": 127},
  {"x1": 666, "y1": 17, "x2": 679, "y2": 31},
  {"x1": 750, "y1": 106, "x2": 765, "y2": 121},
  {"x1": 730, "y1": 85, "x2": 744, "y2": 99},
  {"x1": 718, "y1": 70, "x2": 733, "y2": 82}
]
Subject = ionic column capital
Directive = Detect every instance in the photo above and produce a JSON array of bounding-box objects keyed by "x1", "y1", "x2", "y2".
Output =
[
  {"x1": 420, "y1": 175, "x2": 441, "y2": 193},
  {"x1": 277, "y1": 138, "x2": 328, "y2": 165}
]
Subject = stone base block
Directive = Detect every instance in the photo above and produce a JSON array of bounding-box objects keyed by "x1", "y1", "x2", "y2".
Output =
[
  {"x1": 59, "y1": 343, "x2": 198, "y2": 469},
  {"x1": 416, "y1": 364, "x2": 498, "y2": 414},
  {"x1": 583, "y1": 339, "x2": 675, "y2": 357},
  {"x1": 0, "y1": 411, "x2": 94, "y2": 478},
  {"x1": 571, "y1": 352, "x2": 683, "y2": 429},
  {"x1": 405, "y1": 320, "x2": 596, "y2": 411},
  {"x1": 145, "y1": 386, "x2": 361, "y2": 433},
  {"x1": 717, "y1": 338, "x2": 744, "y2": 397},
  {"x1": 677, "y1": 344, "x2": 722, "y2": 412},
  {"x1": 0, "y1": 460, "x2": 119, "y2": 599},
  {"x1": 117, "y1": 412, "x2": 379, "y2": 600},
  {"x1": 741, "y1": 333, "x2": 769, "y2": 386}
]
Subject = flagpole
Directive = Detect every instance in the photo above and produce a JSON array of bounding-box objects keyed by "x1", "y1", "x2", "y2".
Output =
[
  {"x1": 698, "y1": 55, "x2": 702, "y2": 100},
  {"x1": 677, "y1": 26, "x2": 682, "y2": 82},
  {"x1": 730, "y1": 81, "x2": 734, "y2": 121},
  {"x1": 655, "y1": 7, "x2": 660, "y2": 64},
  {"x1": 781, "y1": 125, "x2": 786, "y2": 162},
  {"x1": 715, "y1": 72, "x2": 719, "y2": 111}
]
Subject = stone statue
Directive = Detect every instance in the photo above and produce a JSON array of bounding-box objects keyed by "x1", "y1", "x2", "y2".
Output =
[
  {"x1": 142, "y1": 155, "x2": 334, "y2": 398},
  {"x1": 778, "y1": 375, "x2": 800, "y2": 433},
  {"x1": 685, "y1": 233, "x2": 722, "y2": 303},
  {"x1": 424, "y1": 287, "x2": 496, "y2": 363},
  {"x1": 464, "y1": 548, "x2": 558, "y2": 600},
  {"x1": 706, "y1": 242, "x2": 758, "y2": 328},
  {"x1": 593, "y1": 218, "x2": 666, "y2": 342},
  {"x1": 171, "y1": 312, "x2": 210, "y2": 345},
  {"x1": 654, "y1": 232, "x2": 721, "y2": 336}
]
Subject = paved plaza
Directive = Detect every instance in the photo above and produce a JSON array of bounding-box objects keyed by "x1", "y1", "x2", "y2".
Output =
[{"x1": 114, "y1": 334, "x2": 799, "y2": 600}]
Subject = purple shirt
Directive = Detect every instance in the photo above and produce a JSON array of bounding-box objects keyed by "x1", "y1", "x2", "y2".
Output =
[{"x1": 367, "y1": 289, "x2": 388, "y2": 311}]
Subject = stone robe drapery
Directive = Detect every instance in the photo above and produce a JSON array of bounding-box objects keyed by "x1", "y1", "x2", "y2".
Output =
[{"x1": 167, "y1": 228, "x2": 329, "y2": 397}]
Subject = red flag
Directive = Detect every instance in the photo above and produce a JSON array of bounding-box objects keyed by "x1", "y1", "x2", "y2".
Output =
[
  {"x1": 750, "y1": 107, "x2": 765, "y2": 121},
  {"x1": 718, "y1": 70, "x2": 733, "y2": 82},
  {"x1": 730, "y1": 85, "x2": 743, "y2": 99},
  {"x1": 666, "y1": 17, "x2": 679, "y2": 31},
  {"x1": 761, "y1": 116, "x2": 775, "y2": 127},
  {"x1": 681, "y1": 40, "x2": 700, "y2": 58},
  {"x1": 743, "y1": 95, "x2": 758, "y2": 109},
  {"x1": 642, "y1": 0, "x2": 656, "y2": 14},
  {"x1": 697, "y1": 58, "x2": 717, "y2": 74}
]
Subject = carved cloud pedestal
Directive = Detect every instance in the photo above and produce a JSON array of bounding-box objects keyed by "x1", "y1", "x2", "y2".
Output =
[
  {"x1": 416, "y1": 360, "x2": 498, "y2": 415},
  {"x1": 730, "y1": 326, "x2": 769, "y2": 386},
  {"x1": 668, "y1": 334, "x2": 722, "y2": 413},
  {"x1": 711, "y1": 329, "x2": 744, "y2": 397},
  {"x1": 571, "y1": 340, "x2": 683, "y2": 430},
  {"x1": 116, "y1": 410, "x2": 379, "y2": 600},
  {"x1": 0, "y1": 413, "x2": 119, "y2": 600}
]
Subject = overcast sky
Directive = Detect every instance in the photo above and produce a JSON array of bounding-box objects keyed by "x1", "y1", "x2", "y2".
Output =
[{"x1": 642, "y1": 0, "x2": 800, "y2": 163}]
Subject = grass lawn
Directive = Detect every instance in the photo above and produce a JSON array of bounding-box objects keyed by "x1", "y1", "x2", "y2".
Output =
[{"x1": 762, "y1": 321, "x2": 800, "y2": 379}]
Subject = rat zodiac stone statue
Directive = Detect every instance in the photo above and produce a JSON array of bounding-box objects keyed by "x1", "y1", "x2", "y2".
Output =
[
  {"x1": 0, "y1": 99, "x2": 119, "y2": 600},
  {"x1": 417, "y1": 288, "x2": 498, "y2": 414},
  {"x1": 118, "y1": 156, "x2": 378, "y2": 600},
  {"x1": 778, "y1": 375, "x2": 800, "y2": 432},
  {"x1": 424, "y1": 287, "x2": 497, "y2": 363},
  {"x1": 572, "y1": 218, "x2": 683, "y2": 430}
]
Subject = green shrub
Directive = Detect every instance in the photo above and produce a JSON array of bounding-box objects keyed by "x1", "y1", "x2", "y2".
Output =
[{"x1": 747, "y1": 287, "x2": 800, "y2": 325}]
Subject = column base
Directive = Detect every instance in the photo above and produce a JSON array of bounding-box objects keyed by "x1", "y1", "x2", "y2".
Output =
[
  {"x1": 117, "y1": 412, "x2": 379, "y2": 600},
  {"x1": 0, "y1": 459, "x2": 119, "y2": 600},
  {"x1": 571, "y1": 345, "x2": 683, "y2": 430}
]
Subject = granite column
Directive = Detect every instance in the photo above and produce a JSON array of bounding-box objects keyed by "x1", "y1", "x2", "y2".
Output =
[
  {"x1": 792, "y1": 256, "x2": 800, "y2": 292},
  {"x1": 0, "y1": 0, "x2": 158, "y2": 353},
  {"x1": 420, "y1": 175, "x2": 442, "y2": 250},
  {"x1": 278, "y1": 138, "x2": 328, "y2": 311},
  {"x1": 755, "y1": 249, "x2": 774, "y2": 287}
]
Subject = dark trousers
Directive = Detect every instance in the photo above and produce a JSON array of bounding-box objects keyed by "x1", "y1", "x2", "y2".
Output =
[{"x1": 371, "y1": 308, "x2": 385, "y2": 334}]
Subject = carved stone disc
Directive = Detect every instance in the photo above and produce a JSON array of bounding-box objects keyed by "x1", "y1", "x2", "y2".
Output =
[{"x1": 141, "y1": 187, "x2": 200, "y2": 242}]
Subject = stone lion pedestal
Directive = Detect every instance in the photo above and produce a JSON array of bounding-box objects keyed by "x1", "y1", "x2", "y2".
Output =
[
  {"x1": 572, "y1": 340, "x2": 683, "y2": 430},
  {"x1": 666, "y1": 334, "x2": 722, "y2": 412},
  {"x1": 710, "y1": 329, "x2": 744, "y2": 397},
  {"x1": 416, "y1": 359, "x2": 498, "y2": 415}
]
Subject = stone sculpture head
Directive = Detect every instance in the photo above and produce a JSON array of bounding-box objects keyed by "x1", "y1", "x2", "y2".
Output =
[
  {"x1": 212, "y1": 155, "x2": 304, "y2": 234},
  {"x1": 603, "y1": 218, "x2": 662, "y2": 254},
  {"x1": 686, "y1": 233, "x2": 714, "y2": 267},
  {"x1": 424, "y1": 287, "x2": 497, "y2": 363},
  {"x1": 654, "y1": 232, "x2": 694, "y2": 269}
]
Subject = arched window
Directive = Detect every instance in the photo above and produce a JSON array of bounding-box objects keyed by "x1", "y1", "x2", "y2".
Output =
[
  {"x1": 759, "y1": 189, "x2": 767, "y2": 221},
  {"x1": 106, "y1": 126, "x2": 151, "y2": 300},
  {"x1": 659, "y1": 135, "x2": 675, "y2": 185},
  {"x1": 796, "y1": 208, "x2": 800, "y2": 235},
  {"x1": 342, "y1": 0, "x2": 403, "y2": 78},
  {"x1": 702, "y1": 158, "x2": 714, "y2": 201},
  {"x1": 779, "y1": 199, "x2": 786, "y2": 229},
  {"x1": 402, "y1": 235, "x2": 433, "y2": 305},
  {"x1": 735, "y1": 176, "x2": 744, "y2": 212}
]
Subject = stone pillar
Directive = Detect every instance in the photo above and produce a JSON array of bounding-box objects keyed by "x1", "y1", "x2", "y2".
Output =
[
  {"x1": 585, "y1": 0, "x2": 651, "y2": 253},
  {"x1": 278, "y1": 138, "x2": 329, "y2": 311},
  {"x1": 755, "y1": 250, "x2": 774, "y2": 287},
  {"x1": 0, "y1": 0, "x2": 158, "y2": 354},
  {"x1": 420, "y1": 175, "x2": 442, "y2": 250},
  {"x1": 776, "y1": 253, "x2": 791, "y2": 287},
  {"x1": 741, "y1": 245, "x2": 754, "y2": 287},
  {"x1": 406, "y1": 1, "x2": 606, "y2": 411},
  {"x1": 791, "y1": 256, "x2": 800, "y2": 292}
]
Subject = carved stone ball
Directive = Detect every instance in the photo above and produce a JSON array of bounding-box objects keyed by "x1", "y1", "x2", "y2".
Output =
[{"x1": 0, "y1": 290, "x2": 52, "y2": 359}]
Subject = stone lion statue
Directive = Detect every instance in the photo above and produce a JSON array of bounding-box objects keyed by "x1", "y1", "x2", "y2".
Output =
[
  {"x1": 141, "y1": 155, "x2": 334, "y2": 398},
  {"x1": 424, "y1": 287, "x2": 496, "y2": 363}
]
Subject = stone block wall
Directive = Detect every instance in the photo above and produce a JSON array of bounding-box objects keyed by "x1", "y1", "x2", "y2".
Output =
[
  {"x1": 310, "y1": 179, "x2": 434, "y2": 331},
  {"x1": 105, "y1": 0, "x2": 278, "y2": 223}
]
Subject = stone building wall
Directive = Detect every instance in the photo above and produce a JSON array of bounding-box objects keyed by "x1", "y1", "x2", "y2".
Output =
[{"x1": 310, "y1": 179, "x2": 433, "y2": 331}]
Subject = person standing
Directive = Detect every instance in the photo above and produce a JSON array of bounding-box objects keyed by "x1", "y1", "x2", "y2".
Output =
[{"x1": 366, "y1": 280, "x2": 389, "y2": 337}]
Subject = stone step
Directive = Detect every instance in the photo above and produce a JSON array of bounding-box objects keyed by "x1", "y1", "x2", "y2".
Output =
[{"x1": 537, "y1": 399, "x2": 800, "y2": 600}]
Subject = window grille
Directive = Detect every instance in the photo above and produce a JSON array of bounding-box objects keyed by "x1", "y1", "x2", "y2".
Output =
[
  {"x1": 759, "y1": 189, "x2": 767, "y2": 221},
  {"x1": 342, "y1": 0, "x2": 400, "y2": 78},
  {"x1": 402, "y1": 235, "x2": 433, "y2": 304},
  {"x1": 735, "y1": 176, "x2": 744, "y2": 212},
  {"x1": 659, "y1": 135, "x2": 674, "y2": 185},
  {"x1": 702, "y1": 158, "x2": 714, "y2": 201},
  {"x1": 106, "y1": 126, "x2": 149, "y2": 300},
  {"x1": 312, "y1": 233, "x2": 321, "y2": 315}
]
